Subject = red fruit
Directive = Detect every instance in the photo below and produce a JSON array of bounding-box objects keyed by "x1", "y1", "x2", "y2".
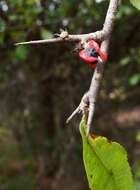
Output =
[{"x1": 79, "y1": 40, "x2": 108, "y2": 69}]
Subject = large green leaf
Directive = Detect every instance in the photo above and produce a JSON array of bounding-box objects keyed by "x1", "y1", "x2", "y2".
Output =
[
  {"x1": 130, "y1": 0, "x2": 140, "y2": 10},
  {"x1": 80, "y1": 118, "x2": 134, "y2": 190}
]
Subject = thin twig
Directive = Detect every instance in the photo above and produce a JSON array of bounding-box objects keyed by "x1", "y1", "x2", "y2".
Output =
[
  {"x1": 15, "y1": 1, "x2": 120, "y2": 137},
  {"x1": 86, "y1": 0, "x2": 120, "y2": 136},
  {"x1": 66, "y1": 106, "x2": 81, "y2": 124},
  {"x1": 15, "y1": 30, "x2": 104, "y2": 45},
  {"x1": 15, "y1": 38, "x2": 79, "y2": 45},
  {"x1": 66, "y1": 92, "x2": 89, "y2": 124},
  {"x1": 67, "y1": 0, "x2": 120, "y2": 136}
]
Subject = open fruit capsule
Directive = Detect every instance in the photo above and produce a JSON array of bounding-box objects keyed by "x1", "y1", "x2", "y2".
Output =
[{"x1": 79, "y1": 40, "x2": 108, "y2": 68}]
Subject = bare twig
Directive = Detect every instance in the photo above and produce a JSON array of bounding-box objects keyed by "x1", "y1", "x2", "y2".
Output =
[
  {"x1": 15, "y1": 30, "x2": 104, "y2": 45},
  {"x1": 86, "y1": 0, "x2": 120, "y2": 136},
  {"x1": 66, "y1": 92, "x2": 89, "y2": 124},
  {"x1": 67, "y1": 0, "x2": 120, "y2": 136},
  {"x1": 15, "y1": 1, "x2": 120, "y2": 137}
]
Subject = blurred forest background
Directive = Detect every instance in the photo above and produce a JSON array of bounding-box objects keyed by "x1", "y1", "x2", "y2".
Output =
[{"x1": 0, "y1": 0, "x2": 140, "y2": 189}]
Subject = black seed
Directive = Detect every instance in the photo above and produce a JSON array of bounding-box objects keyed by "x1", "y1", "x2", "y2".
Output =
[{"x1": 90, "y1": 48, "x2": 98, "y2": 57}]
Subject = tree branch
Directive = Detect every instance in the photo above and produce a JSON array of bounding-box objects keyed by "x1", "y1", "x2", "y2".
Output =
[
  {"x1": 15, "y1": 30, "x2": 104, "y2": 45},
  {"x1": 67, "y1": 0, "x2": 121, "y2": 136},
  {"x1": 15, "y1": 0, "x2": 121, "y2": 137},
  {"x1": 86, "y1": 0, "x2": 120, "y2": 136}
]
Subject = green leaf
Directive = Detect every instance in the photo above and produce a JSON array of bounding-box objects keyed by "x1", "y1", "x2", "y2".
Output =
[
  {"x1": 135, "y1": 180, "x2": 140, "y2": 190},
  {"x1": 120, "y1": 57, "x2": 130, "y2": 66},
  {"x1": 80, "y1": 118, "x2": 134, "y2": 190},
  {"x1": 15, "y1": 46, "x2": 27, "y2": 61},
  {"x1": 129, "y1": 74, "x2": 140, "y2": 86},
  {"x1": 41, "y1": 29, "x2": 53, "y2": 40},
  {"x1": 130, "y1": 0, "x2": 140, "y2": 10}
]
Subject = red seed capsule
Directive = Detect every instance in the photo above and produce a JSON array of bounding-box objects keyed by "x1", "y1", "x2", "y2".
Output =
[{"x1": 79, "y1": 40, "x2": 108, "y2": 68}]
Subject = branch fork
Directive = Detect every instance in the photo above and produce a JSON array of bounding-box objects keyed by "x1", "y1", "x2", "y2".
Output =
[
  {"x1": 16, "y1": 0, "x2": 120, "y2": 137},
  {"x1": 66, "y1": 92, "x2": 89, "y2": 124},
  {"x1": 67, "y1": 0, "x2": 120, "y2": 136}
]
